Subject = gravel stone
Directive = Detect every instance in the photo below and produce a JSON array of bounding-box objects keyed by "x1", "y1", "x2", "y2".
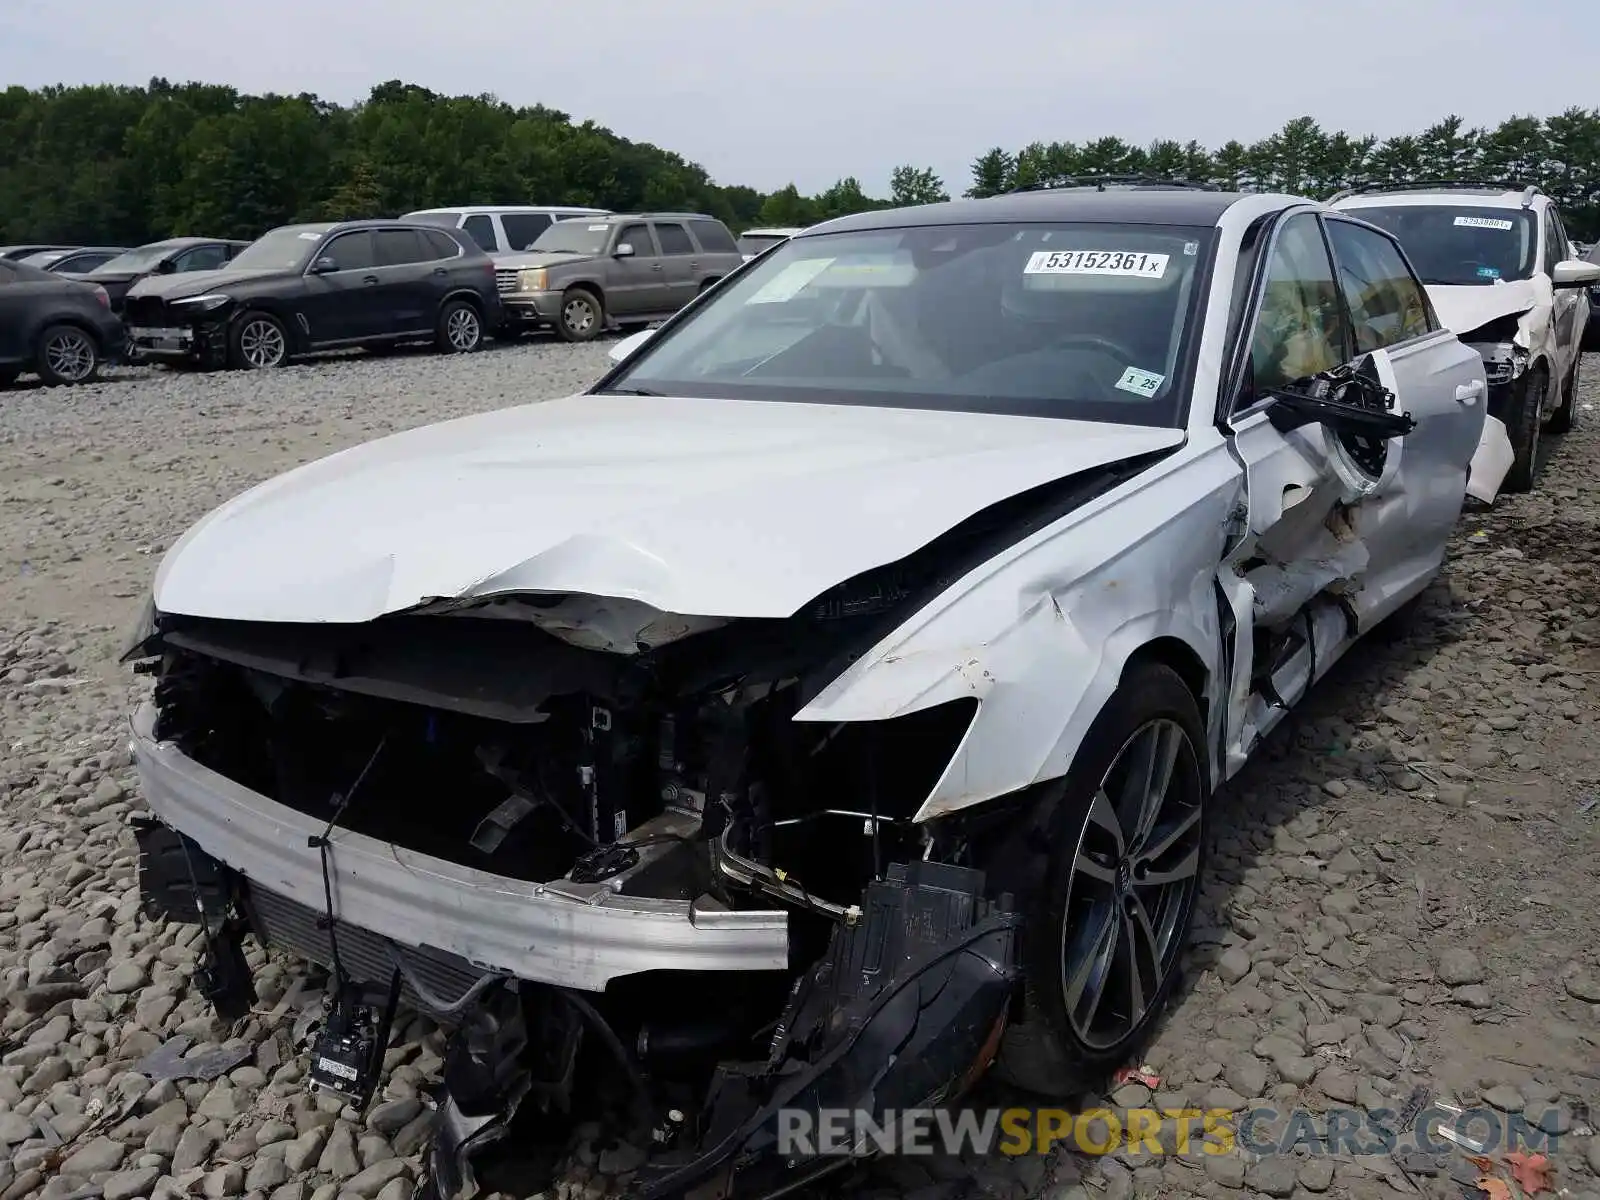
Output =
[
  {"x1": 103, "y1": 1167, "x2": 163, "y2": 1200},
  {"x1": 1438, "y1": 948, "x2": 1486, "y2": 985},
  {"x1": 59, "y1": 1136, "x2": 127, "y2": 1176}
]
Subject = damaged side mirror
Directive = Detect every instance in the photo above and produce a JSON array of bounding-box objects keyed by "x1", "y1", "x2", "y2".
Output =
[
  {"x1": 1263, "y1": 352, "x2": 1415, "y2": 444},
  {"x1": 1263, "y1": 351, "x2": 1415, "y2": 484}
]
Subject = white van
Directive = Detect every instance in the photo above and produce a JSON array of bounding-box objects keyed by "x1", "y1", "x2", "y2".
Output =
[{"x1": 402, "y1": 205, "x2": 611, "y2": 254}]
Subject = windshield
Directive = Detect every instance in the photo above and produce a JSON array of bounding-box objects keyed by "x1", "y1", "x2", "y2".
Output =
[
  {"x1": 229, "y1": 227, "x2": 329, "y2": 271},
  {"x1": 1350, "y1": 205, "x2": 1537, "y2": 286},
  {"x1": 530, "y1": 220, "x2": 612, "y2": 255},
  {"x1": 603, "y1": 222, "x2": 1211, "y2": 425},
  {"x1": 737, "y1": 234, "x2": 791, "y2": 257},
  {"x1": 91, "y1": 242, "x2": 182, "y2": 274}
]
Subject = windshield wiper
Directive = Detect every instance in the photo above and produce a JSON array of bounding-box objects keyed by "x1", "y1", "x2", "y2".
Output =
[{"x1": 604, "y1": 386, "x2": 665, "y2": 396}]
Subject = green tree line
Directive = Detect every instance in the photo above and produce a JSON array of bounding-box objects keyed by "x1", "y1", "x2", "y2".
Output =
[{"x1": 3, "y1": 80, "x2": 1598, "y2": 244}]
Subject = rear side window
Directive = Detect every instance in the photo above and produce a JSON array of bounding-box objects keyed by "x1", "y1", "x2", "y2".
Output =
[
  {"x1": 690, "y1": 220, "x2": 739, "y2": 254},
  {"x1": 500, "y1": 212, "x2": 553, "y2": 250},
  {"x1": 374, "y1": 229, "x2": 428, "y2": 266},
  {"x1": 654, "y1": 223, "x2": 695, "y2": 255},
  {"x1": 176, "y1": 244, "x2": 228, "y2": 272},
  {"x1": 323, "y1": 231, "x2": 376, "y2": 271},
  {"x1": 462, "y1": 215, "x2": 497, "y2": 252},
  {"x1": 1324, "y1": 219, "x2": 1434, "y2": 351},
  {"x1": 422, "y1": 229, "x2": 464, "y2": 259}
]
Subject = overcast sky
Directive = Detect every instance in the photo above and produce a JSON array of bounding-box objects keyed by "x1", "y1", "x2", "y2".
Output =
[{"x1": 3, "y1": 0, "x2": 1593, "y2": 197}]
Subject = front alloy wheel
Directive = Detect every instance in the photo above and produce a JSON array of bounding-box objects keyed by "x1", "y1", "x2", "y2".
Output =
[
  {"x1": 232, "y1": 314, "x2": 288, "y2": 370},
  {"x1": 996, "y1": 661, "x2": 1207, "y2": 1097},
  {"x1": 1060, "y1": 719, "x2": 1202, "y2": 1050},
  {"x1": 37, "y1": 325, "x2": 99, "y2": 385}
]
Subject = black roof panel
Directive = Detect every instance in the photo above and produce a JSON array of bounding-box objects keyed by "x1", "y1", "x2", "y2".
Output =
[{"x1": 806, "y1": 190, "x2": 1258, "y2": 236}]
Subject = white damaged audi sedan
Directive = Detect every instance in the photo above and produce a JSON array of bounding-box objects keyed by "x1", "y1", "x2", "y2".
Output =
[{"x1": 124, "y1": 183, "x2": 1490, "y2": 1199}]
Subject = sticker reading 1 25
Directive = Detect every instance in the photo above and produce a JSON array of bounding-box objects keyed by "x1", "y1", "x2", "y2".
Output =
[
  {"x1": 1115, "y1": 366, "x2": 1166, "y2": 397},
  {"x1": 1025, "y1": 250, "x2": 1169, "y2": 279}
]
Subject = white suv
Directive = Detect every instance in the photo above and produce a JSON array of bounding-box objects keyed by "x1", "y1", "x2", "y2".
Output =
[
  {"x1": 403, "y1": 205, "x2": 610, "y2": 255},
  {"x1": 1329, "y1": 182, "x2": 1600, "y2": 491}
]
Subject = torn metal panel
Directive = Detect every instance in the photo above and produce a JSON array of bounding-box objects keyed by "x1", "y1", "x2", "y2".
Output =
[
  {"x1": 797, "y1": 445, "x2": 1241, "y2": 814},
  {"x1": 1466, "y1": 415, "x2": 1515, "y2": 505}
]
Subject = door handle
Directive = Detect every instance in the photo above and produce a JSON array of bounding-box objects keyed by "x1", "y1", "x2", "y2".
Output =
[
  {"x1": 651, "y1": 264, "x2": 664, "y2": 272},
  {"x1": 362, "y1": 275, "x2": 379, "y2": 286},
  {"x1": 1455, "y1": 380, "x2": 1484, "y2": 405},
  {"x1": 432, "y1": 267, "x2": 447, "y2": 276}
]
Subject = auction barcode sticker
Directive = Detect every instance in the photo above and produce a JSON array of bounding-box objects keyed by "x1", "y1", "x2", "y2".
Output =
[
  {"x1": 1025, "y1": 250, "x2": 1169, "y2": 278},
  {"x1": 1453, "y1": 216, "x2": 1515, "y2": 231}
]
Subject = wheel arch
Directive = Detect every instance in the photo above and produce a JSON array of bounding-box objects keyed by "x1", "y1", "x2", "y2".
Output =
[{"x1": 439, "y1": 287, "x2": 487, "y2": 313}]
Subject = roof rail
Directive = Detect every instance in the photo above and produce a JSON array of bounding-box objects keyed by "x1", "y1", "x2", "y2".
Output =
[
  {"x1": 1007, "y1": 174, "x2": 1220, "y2": 194},
  {"x1": 1326, "y1": 179, "x2": 1543, "y2": 204}
]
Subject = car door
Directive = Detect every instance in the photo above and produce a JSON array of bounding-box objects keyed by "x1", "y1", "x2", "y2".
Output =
[
  {"x1": 299, "y1": 230, "x2": 383, "y2": 344},
  {"x1": 605, "y1": 222, "x2": 664, "y2": 317},
  {"x1": 1322, "y1": 216, "x2": 1485, "y2": 582},
  {"x1": 651, "y1": 220, "x2": 700, "y2": 308},
  {"x1": 370, "y1": 228, "x2": 436, "y2": 335},
  {"x1": 1545, "y1": 206, "x2": 1583, "y2": 377},
  {"x1": 1221, "y1": 210, "x2": 1426, "y2": 660}
]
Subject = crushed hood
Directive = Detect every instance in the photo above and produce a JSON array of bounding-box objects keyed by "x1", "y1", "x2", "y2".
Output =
[
  {"x1": 127, "y1": 269, "x2": 287, "y2": 300},
  {"x1": 1427, "y1": 278, "x2": 1546, "y2": 338},
  {"x1": 153, "y1": 394, "x2": 1183, "y2": 624}
]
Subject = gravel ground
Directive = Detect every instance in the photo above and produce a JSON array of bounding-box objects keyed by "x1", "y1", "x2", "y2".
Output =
[{"x1": 2, "y1": 346, "x2": 1598, "y2": 1200}]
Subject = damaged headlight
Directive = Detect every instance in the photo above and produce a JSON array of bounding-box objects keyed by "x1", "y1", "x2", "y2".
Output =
[
  {"x1": 118, "y1": 595, "x2": 159, "y2": 662},
  {"x1": 1473, "y1": 342, "x2": 1527, "y2": 386},
  {"x1": 168, "y1": 293, "x2": 231, "y2": 312}
]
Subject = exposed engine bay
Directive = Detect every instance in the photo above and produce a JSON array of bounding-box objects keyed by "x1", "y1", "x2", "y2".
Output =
[{"x1": 127, "y1": 525, "x2": 1057, "y2": 1199}]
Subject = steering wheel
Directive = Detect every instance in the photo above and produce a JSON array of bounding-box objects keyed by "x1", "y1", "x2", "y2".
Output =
[{"x1": 1053, "y1": 333, "x2": 1140, "y2": 363}]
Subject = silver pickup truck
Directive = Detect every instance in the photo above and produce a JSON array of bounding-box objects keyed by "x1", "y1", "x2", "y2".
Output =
[{"x1": 492, "y1": 212, "x2": 745, "y2": 341}]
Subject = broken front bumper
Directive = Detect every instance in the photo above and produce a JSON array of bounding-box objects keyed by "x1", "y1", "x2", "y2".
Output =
[{"x1": 127, "y1": 702, "x2": 789, "y2": 992}]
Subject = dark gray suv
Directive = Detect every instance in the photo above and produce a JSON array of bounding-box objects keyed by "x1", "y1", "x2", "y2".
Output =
[{"x1": 492, "y1": 213, "x2": 744, "y2": 341}]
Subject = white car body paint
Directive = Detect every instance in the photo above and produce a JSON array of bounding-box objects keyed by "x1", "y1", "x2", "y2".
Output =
[
  {"x1": 152, "y1": 394, "x2": 1184, "y2": 625},
  {"x1": 1467, "y1": 416, "x2": 1516, "y2": 504},
  {"x1": 607, "y1": 327, "x2": 654, "y2": 363}
]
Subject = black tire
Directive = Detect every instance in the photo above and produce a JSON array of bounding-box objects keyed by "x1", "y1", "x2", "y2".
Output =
[
  {"x1": 35, "y1": 323, "x2": 100, "y2": 386},
  {"x1": 994, "y1": 661, "x2": 1208, "y2": 1098},
  {"x1": 697, "y1": 277, "x2": 721, "y2": 294},
  {"x1": 1501, "y1": 369, "x2": 1548, "y2": 493},
  {"x1": 1546, "y1": 356, "x2": 1579, "y2": 435},
  {"x1": 556, "y1": 288, "x2": 603, "y2": 342},
  {"x1": 436, "y1": 299, "x2": 484, "y2": 354},
  {"x1": 229, "y1": 311, "x2": 289, "y2": 370}
]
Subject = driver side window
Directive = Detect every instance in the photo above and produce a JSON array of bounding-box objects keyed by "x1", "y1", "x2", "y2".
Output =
[{"x1": 1244, "y1": 214, "x2": 1349, "y2": 406}]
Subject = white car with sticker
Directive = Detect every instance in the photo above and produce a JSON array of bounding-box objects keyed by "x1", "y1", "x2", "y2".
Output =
[
  {"x1": 127, "y1": 185, "x2": 1514, "y2": 1194},
  {"x1": 1330, "y1": 182, "x2": 1600, "y2": 493}
]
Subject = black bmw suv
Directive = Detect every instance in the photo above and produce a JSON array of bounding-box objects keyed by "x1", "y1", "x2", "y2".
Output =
[{"x1": 121, "y1": 220, "x2": 503, "y2": 369}]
